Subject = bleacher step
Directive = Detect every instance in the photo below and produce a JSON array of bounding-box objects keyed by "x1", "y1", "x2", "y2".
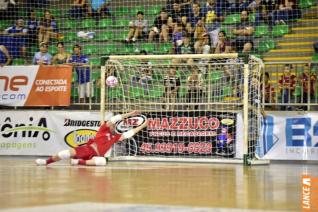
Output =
[
  {"x1": 263, "y1": 56, "x2": 312, "y2": 62},
  {"x1": 283, "y1": 33, "x2": 318, "y2": 38},
  {"x1": 269, "y1": 48, "x2": 314, "y2": 53},
  {"x1": 277, "y1": 41, "x2": 314, "y2": 47}
]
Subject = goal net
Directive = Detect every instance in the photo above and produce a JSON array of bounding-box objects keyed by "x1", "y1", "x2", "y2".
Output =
[{"x1": 100, "y1": 53, "x2": 263, "y2": 164}]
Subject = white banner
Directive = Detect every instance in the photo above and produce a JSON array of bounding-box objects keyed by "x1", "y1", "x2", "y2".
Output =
[
  {"x1": 258, "y1": 112, "x2": 318, "y2": 160},
  {"x1": 0, "y1": 111, "x2": 112, "y2": 155}
]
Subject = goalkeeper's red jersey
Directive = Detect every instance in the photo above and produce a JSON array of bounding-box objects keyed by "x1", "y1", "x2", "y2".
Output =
[{"x1": 88, "y1": 123, "x2": 121, "y2": 156}]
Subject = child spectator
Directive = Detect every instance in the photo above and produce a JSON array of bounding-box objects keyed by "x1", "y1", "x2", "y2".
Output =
[
  {"x1": 32, "y1": 42, "x2": 52, "y2": 65},
  {"x1": 180, "y1": 35, "x2": 194, "y2": 54},
  {"x1": 52, "y1": 42, "x2": 71, "y2": 65},
  {"x1": 69, "y1": 0, "x2": 88, "y2": 19},
  {"x1": 214, "y1": 31, "x2": 231, "y2": 54},
  {"x1": 278, "y1": 64, "x2": 296, "y2": 110},
  {"x1": 68, "y1": 44, "x2": 92, "y2": 103},
  {"x1": 0, "y1": 45, "x2": 11, "y2": 66},
  {"x1": 125, "y1": 11, "x2": 148, "y2": 43},
  {"x1": 38, "y1": 10, "x2": 63, "y2": 45},
  {"x1": 186, "y1": 65, "x2": 204, "y2": 110}
]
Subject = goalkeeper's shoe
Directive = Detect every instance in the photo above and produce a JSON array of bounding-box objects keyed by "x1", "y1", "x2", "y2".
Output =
[{"x1": 35, "y1": 159, "x2": 47, "y2": 166}]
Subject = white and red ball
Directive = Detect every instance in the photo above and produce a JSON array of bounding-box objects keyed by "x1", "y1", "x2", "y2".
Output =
[{"x1": 106, "y1": 76, "x2": 118, "y2": 87}]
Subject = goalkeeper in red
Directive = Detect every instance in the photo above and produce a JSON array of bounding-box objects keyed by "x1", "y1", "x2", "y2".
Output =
[{"x1": 35, "y1": 111, "x2": 147, "y2": 166}]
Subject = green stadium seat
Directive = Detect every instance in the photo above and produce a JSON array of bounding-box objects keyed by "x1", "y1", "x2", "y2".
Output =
[
  {"x1": 208, "y1": 71, "x2": 222, "y2": 83},
  {"x1": 293, "y1": 85, "x2": 302, "y2": 97},
  {"x1": 115, "y1": 7, "x2": 129, "y2": 16},
  {"x1": 222, "y1": 86, "x2": 232, "y2": 96},
  {"x1": 116, "y1": 19, "x2": 130, "y2": 27},
  {"x1": 254, "y1": 25, "x2": 269, "y2": 37},
  {"x1": 12, "y1": 58, "x2": 25, "y2": 65},
  {"x1": 299, "y1": 0, "x2": 315, "y2": 8},
  {"x1": 147, "y1": 6, "x2": 162, "y2": 15},
  {"x1": 49, "y1": 46, "x2": 57, "y2": 55},
  {"x1": 100, "y1": 44, "x2": 117, "y2": 55},
  {"x1": 64, "y1": 32, "x2": 78, "y2": 42},
  {"x1": 257, "y1": 39, "x2": 276, "y2": 52},
  {"x1": 224, "y1": 13, "x2": 241, "y2": 25},
  {"x1": 99, "y1": 19, "x2": 112, "y2": 28},
  {"x1": 249, "y1": 13, "x2": 256, "y2": 23},
  {"x1": 157, "y1": 43, "x2": 173, "y2": 54},
  {"x1": 0, "y1": 20, "x2": 11, "y2": 29},
  {"x1": 95, "y1": 31, "x2": 114, "y2": 41},
  {"x1": 81, "y1": 19, "x2": 95, "y2": 29},
  {"x1": 312, "y1": 53, "x2": 318, "y2": 62},
  {"x1": 50, "y1": 9, "x2": 60, "y2": 18},
  {"x1": 129, "y1": 86, "x2": 144, "y2": 98},
  {"x1": 90, "y1": 58, "x2": 100, "y2": 66},
  {"x1": 149, "y1": 85, "x2": 164, "y2": 99},
  {"x1": 272, "y1": 24, "x2": 289, "y2": 37},
  {"x1": 83, "y1": 45, "x2": 97, "y2": 54},
  {"x1": 122, "y1": 45, "x2": 136, "y2": 54},
  {"x1": 141, "y1": 43, "x2": 155, "y2": 53},
  {"x1": 63, "y1": 20, "x2": 76, "y2": 29},
  {"x1": 116, "y1": 30, "x2": 129, "y2": 41}
]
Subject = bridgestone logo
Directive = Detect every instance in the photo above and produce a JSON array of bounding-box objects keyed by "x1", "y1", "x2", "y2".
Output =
[{"x1": 64, "y1": 119, "x2": 100, "y2": 127}]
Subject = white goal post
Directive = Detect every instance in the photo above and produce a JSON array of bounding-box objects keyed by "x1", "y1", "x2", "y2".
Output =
[{"x1": 100, "y1": 53, "x2": 268, "y2": 165}]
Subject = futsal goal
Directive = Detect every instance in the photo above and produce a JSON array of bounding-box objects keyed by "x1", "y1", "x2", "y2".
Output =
[{"x1": 100, "y1": 53, "x2": 266, "y2": 165}]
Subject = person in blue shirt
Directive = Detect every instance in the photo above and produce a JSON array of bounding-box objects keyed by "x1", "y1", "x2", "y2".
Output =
[
  {"x1": 0, "y1": 45, "x2": 12, "y2": 66},
  {"x1": 87, "y1": 0, "x2": 111, "y2": 21},
  {"x1": 68, "y1": 44, "x2": 92, "y2": 103},
  {"x1": 32, "y1": 42, "x2": 52, "y2": 65},
  {"x1": 26, "y1": 10, "x2": 39, "y2": 46}
]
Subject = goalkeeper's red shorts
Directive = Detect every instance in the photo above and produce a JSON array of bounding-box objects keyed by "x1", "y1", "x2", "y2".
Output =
[{"x1": 74, "y1": 145, "x2": 98, "y2": 160}]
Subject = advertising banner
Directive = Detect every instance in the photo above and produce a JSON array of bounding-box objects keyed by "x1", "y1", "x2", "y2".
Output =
[
  {"x1": 0, "y1": 111, "x2": 112, "y2": 155},
  {"x1": 259, "y1": 112, "x2": 318, "y2": 160},
  {"x1": 133, "y1": 111, "x2": 237, "y2": 157},
  {"x1": 0, "y1": 65, "x2": 72, "y2": 106}
]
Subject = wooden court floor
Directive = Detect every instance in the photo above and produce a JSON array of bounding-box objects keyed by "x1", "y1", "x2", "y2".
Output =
[{"x1": 0, "y1": 156, "x2": 317, "y2": 211}]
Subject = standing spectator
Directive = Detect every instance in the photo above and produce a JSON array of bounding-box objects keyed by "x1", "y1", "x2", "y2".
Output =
[
  {"x1": 148, "y1": 8, "x2": 172, "y2": 43},
  {"x1": 3, "y1": 18, "x2": 28, "y2": 58},
  {"x1": 202, "y1": 0, "x2": 223, "y2": 49},
  {"x1": 272, "y1": 0, "x2": 300, "y2": 25},
  {"x1": 214, "y1": 31, "x2": 231, "y2": 54},
  {"x1": 125, "y1": 11, "x2": 148, "y2": 43},
  {"x1": 68, "y1": 44, "x2": 92, "y2": 103},
  {"x1": 170, "y1": 0, "x2": 191, "y2": 24},
  {"x1": 87, "y1": 0, "x2": 111, "y2": 21},
  {"x1": 232, "y1": 10, "x2": 254, "y2": 53},
  {"x1": 300, "y1": 64, "x2": 316, "y2": 110},
  {"x1": 163, "y1": 61, "x2": 181, "y2": 110},
  {"x1": 69, "y1": 0, "x2": 88, "y2": 19},
  {"x1": 189, "y1": 2, "x2": 204, "y2": 27},
  {"x1": 32, "y1": 42, "x2": 52, "y2": 65},
  {"x1": 0, "y1": 45, "x2": 11, "y2": 66},
  {"x1": 278, "y1": 64, "x2": 296, "y2": 110},
  {"x1": 38, "y1": 10, "x2": 63, "y2": 45},
  {"x1": 52, "y1": 42, "x2": 71, "y2": 65},
  {"x1": 26, "y1": 10, "x2": 39, "y2": 46},
  {"x1": 186, "y1": 66, "x2": 204, "y2": 110}
]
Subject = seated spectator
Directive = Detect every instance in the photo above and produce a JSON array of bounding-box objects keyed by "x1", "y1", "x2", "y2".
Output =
[
  {"x1": 172, "y1": 23, "x2": 184, "y2": 53},
  {"x1": 202, "y1": 0, "x2": 223, "y2": 48},
  {"x1": 272, "y1": 0, "x2": 300, "y2": 25},
  {"x1": 69, "y1": 0, "x2": 88, "y2": 19},
  {"x1": 67, "y1": 44, "x2": 92, "y2": 103},
  {"x1": 87, "y1": 0, "x2": 111, "y2": 21},
  {"x1": 248, "y1": 0, "x2": 263, "y2": 26},
  {"x1": 130, "y1": 50, "x2": 152, "y2": 95},
  {"x1": 125, "y1": 11, "x2": 148, "y2": 43},
  {"x1": 52, "y1": 42, "x2": 71, "y2": 65},
  {"x1": 26, "y1": 10, "x2": 39, "y2": 46},
  {"x1": 148, "y1": 8, "x2": 173, "y2": 43},
  {"x1": 278, "y1": 64, "x2": 296, "y2": 110},
  {"x1": 228, "y1": 0, "x2": 250, "y2": 14},
  {"x1": 300, "y1": 64, "x2": 316, "y2": 110},
  {"x1": 170, "y1": 0, "x2": 191, "y2": 24},
  {"x1": 214, "y1": 31, "x2": 231, "y2": 53},
  {"x1": 180, "y1": 15, "x2": 193, "y2": 37},
  {"x1": 0, "y1": 0, "x2": 17, "y2": 20},
  {"x1": 38, "y1": 10, "x2": 63, "y2": 45},
  {"x1": 0, "y1": 45, "x2": 12, "y2": 66},
  {"x1": 32, "y1": 42, "x2": 52, "y2": 65},
  {"x1": 186, "y1": 66, "x2": 204, "y2": 110},
  {"x1": 232, "y1": 10, "x2": 254, "y2": 53},
  {"x1": 180, "y1": 35, "x2": 194, "y2": 54},
  {"x1": 242, "y1": 40, "x2": 254, "y2": 53},
  {"x1": 3, "y1": 18, "x2": 28, "y2": 57},
  {"x1": 193, "y1": 20, "x2": 209, "y2": 53},
  {"x1": 163, "y1": 60, "x2": 181, "y2": 110}
]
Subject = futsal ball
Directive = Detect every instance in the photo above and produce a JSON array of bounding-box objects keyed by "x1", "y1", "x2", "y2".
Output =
[{"x1": 106, "y1": 76, "x2": 118, "y2": 87}]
